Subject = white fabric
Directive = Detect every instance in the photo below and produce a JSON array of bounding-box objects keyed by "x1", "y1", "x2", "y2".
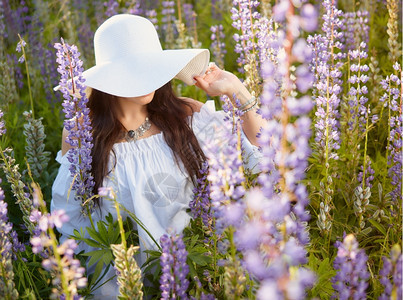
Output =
[{"x1": 51, "y1": 104, "x2": 261, "y2": 297}]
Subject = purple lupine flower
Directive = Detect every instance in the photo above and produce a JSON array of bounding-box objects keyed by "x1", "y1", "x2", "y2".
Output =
[
  {"x1": 342, "y1": 11, "x2": 369, "y2": 52},
  {"x1": 204, "y1": 96, "x2": 246, "y2": 235},
  {"x1": 388, "y1": 113, "x2": 402, "y2": 202},
  {"x1": 29, "y1": 198, "x2": 87, "y2": 299},
  {"x1": 146, "y1": 9, "x2": 158, "y2": 32},
  {"x1": 307, "y1": 0, "x2": 344, "y2": 233},
  {"x1": 210, "y1": 24, "x2": 227, "y2": 68},
  {"x1": 380, "y1": 63, "x2": 402, "y2": 203},
  {"x1": 104, "y1": 0, "x2": 119, "y2": 17},
  {"x1": 160, "y1": 234, "x2": 189, "y2": 299},
  {"x1": 29, "y1": 208, "x2": 69, "y2": 242},
  {"x1": 379, "y1": 245, "x2": 403, "y2": 300},
  {"x1": 211, "y1": 0, "x2": 226, "y2": 20},
  {"x1": 8, "y1": 0, "x2": 30, "y2": 37},
  {"x1": 182, "y1": 3, "x2": 194, "y2": 29},
  {"x1": 357, "y1": 156, "x2": 375, "y2": 189},
  {"x1": 0, "y1": 189, "x2": 19, "y2": 299},
  {"x1": 0, "y1": 189, "x2": 12, "y2": 250},
  {"x1": 189, "y1": 161, "x2": 212, "y2": 229},
  {"x1": 161, "y1": 1, "x2": 176, "y2": 48},
  {"x1": 126, "y1": 0, "x2": 142, "y2": 15},
  {"x1": 230, "y1": 0, "x2": 261, "y2": 73},
  {"x1": 44, "y1": 45, "x2": 63, "y2": 104},
  {"x1": 0, "y1": 1, "x2": 6, "y2": 40},
  {"x1": 385, "y1": 63, "x2": 402, "y2": 203},
  {"x1": 8, "y1": 53, "x2": 24, "y2": 89},
  {"x1": 77, "y1": 18, "x2": 95, "y2": 62},
  {"x1": 0, "y1": 110, "x2": 6, "y2": 136},
  {"x1": 348, "y1": 42, "x2": 369, "y2": 132},
  {"x1": 54, "y1": 39, "x2": 95, "y2": 214},
  {"x1": 309, "y1": 0, "x2": 344, "y2": 159},
  {"x1": 42, "y1": 238, "x2": 87, "y2": 298},
  {"x1": 10, "y1": 230, "x2": 25, "y2": 254},
  {"x1": 332, "y1": 234, "x2": 369, "y2": 300},
  {"x1": 300, "y1": 3, "x2": 318, "y2": 32},
  {"x1": 233, "y1": 2, "x2": 316, "y2": 298},
  {"x1": 15, "y1": 37, "x2": 26, "y2": 63}
]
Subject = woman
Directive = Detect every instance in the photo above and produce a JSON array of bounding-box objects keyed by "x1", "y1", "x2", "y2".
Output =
[{"x1": 51, "y1": 14, "x2": 264, "y2": 297}]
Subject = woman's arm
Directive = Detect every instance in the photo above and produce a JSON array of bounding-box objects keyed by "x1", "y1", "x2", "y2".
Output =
[
  {"x1": 194, "y1": 63, "x2": 266, "y2": 146},
  {"x1": 61, "y1": 127, "x2": 72, "y2": 156}
]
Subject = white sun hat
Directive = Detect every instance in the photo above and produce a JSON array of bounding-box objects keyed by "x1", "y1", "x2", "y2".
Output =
[{"x1": 75, "y1": 14, "x2": 210, "y2": 97}]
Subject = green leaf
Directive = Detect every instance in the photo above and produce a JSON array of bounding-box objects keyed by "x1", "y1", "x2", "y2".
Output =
[
  {"x1": 368, "y1": 219, "x2": 386, "y2": 235},
  {"x1": 80, "y1": 238, "x2": 101, "y2": 248},
  {"x1": 187, "y1": 258, "x2": 198, "y2": 279},
  {"x1": 308, "y1": 255, "x2": 336, "y2": 299},
  {"x1": 84, "y1": 250, "x2": 105, "y2": 268},
  {"x1": 81, "y1": 249, "x2": 102, "y2": 257},
  {"x1": 96, "y1": 221, "x2": 109, "y2": 245},
  {"x1": 102, "y1": 250, "x2": 113, "y2": 265},
  {"x1": 87, "y1": 225, "x2": 107, "y2": 245},
  {"x1": 188, "y1": 252, "x2": 211, "y2": 266},
  {"x1": 89, "y1": 260, "x2": 105, "y2": 288},
  {"x1": 110, "y1": 225, "x2": 121, "y2": 244}
]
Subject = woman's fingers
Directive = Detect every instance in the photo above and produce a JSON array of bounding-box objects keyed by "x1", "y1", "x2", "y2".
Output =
[{"x1": 194, "y1": 76, "x2": 210, "y2": 91}]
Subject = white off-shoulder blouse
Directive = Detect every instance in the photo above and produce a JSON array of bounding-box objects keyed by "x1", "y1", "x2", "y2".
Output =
[{"x1": 51, "y1": 102, "x2": 261, "y2": 297}]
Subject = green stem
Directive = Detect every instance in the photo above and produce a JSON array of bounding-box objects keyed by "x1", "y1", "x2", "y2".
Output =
[
  {"x1": 35, "y1": 183, "x2": 71, "y2": 299},
  {"x1": 18, "y1": 34, "x2": 34, "y2": 118},
  {"x1": 16, "y1": 252, "x2": 40, "y2": 297},
  {"x1": 212, "y1": 220, "x2": 218, "y2": 286},
  {"x1": 228, "y1": 226, "x2": 240, "y2": 300},
  {"x1": 383, "y1": 87, "x2": 392, "y2": 185},
  {"x1": 48, "y1": 227, "x2": 71, "y2": 299},
  {"x1": 113, "y1": 195, "x2": 133, "y2": 283},
  {"x1": 0, "y1": 260, "x2": 12, "y2": 300},
  {"x1": 361, "y1": 107, "x2": 370, "y2": 190},
  {"x1": 114, "y1": 196, "x2": 126, "y2": 249},
  {"x1": 86, "y1": 205, "x2": 95, "y2": 230}
]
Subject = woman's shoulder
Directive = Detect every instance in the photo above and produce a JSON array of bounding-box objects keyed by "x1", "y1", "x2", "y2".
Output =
[{"x1": 179, "y1": 97, "x2": 203, "y2": 115}]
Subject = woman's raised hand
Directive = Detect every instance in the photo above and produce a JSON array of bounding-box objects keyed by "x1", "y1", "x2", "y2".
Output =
[{"x1": 194, "y1": 63, "x2": 251, "y2": 100}]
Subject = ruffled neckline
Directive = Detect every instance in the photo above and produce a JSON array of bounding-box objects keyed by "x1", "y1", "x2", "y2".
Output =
[
  {"x1": 112, "y1": 103, "x2": 214, "y2": 154},
  {"x1": 56, "y1": 103, "x2": 215, "y2": 160}
]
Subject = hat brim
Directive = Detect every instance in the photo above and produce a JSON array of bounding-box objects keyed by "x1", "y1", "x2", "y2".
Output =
[{"x1": 55, "y1": 49, "x2": 210, "y2": 98}]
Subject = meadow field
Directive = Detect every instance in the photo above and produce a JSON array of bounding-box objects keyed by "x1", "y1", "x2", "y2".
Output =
[{"x1": 0, "y1": 0, "x2": 401, "y2": 299}]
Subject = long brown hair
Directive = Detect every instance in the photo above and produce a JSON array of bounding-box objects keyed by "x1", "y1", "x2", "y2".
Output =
[{"x1": 88, "y1": 82, "x2": 206, "y2": 196}]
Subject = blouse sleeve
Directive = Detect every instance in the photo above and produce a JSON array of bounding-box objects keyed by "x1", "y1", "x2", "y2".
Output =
[
  {"x1": 191, "y1": 102, "x2": 262, "y2": 173},
  {"x1": 51, "y1": 151, "x2": 97, "y2": 253},
  {"x1": 51, "y1": 150, "x2": 120, "y2": 298}
]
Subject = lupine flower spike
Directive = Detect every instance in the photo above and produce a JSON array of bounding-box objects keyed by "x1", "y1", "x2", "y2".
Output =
[
  {"x1": 23, "y1": 111, "x2": 51, "y2": 180},
  {"x1": 231, "y1": 0, "x2": 262, "y2": 95},
  {"x1": 308, "y1": 0, "x2": 344, "y2": 233},
  {"x1": 332, "y1": 234, "x2": 369, "y2": 300},
  {"x1": 210, "y1": 24, "x2": 226, "y2": 69},
  {"x1": 160, "y1": 233, "x2": 190, "y2": 299},
  {"x1": 0, "y1": 186, "x2": 19, "y2": 300},
  {"x1": 54, "y1": 38, "x2": 95, "y2": 216},
  {"x1": 29, "y1": 184, "x2": 87, "y2": 300},
  {"x1": 0, "y1": 110, "x2": 35, "y2": 232},
  {"x1": 100, "y1": 186, "x2": 144, "y2": 300},
  {"x1": 235, "y1": 1, "x2": 316, "y2": 298},
  {"x1": 379, "y1": 244, "x2": 402, "y2": 300}
]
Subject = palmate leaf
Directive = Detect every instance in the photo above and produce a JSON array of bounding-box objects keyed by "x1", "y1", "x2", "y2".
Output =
[
  {"x1": 308, "y1": 254, "x2": 336, "y2": 299},
  {"x1": 71, "y1": 213, "x2": 122, "y2": 293},
  {"x1": 81, "y1": 249, "x2": 106, "y2": 267},
  {"x1": 187, "y1": 245, "x2": 212, "y2": 267}
]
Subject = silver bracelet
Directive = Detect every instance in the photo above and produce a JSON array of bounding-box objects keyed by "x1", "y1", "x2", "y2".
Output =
[
  {"x1": 238, "y1": 96, "x2": 256, "y2": 110},
  {"x1": 242, "y1": 98, "x2": 259, "y2": 113}
]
